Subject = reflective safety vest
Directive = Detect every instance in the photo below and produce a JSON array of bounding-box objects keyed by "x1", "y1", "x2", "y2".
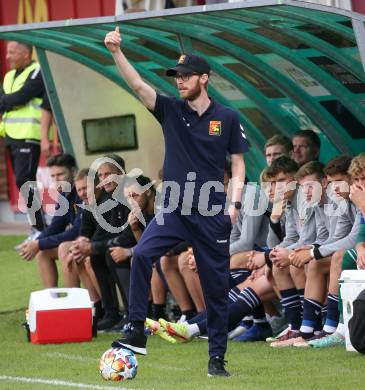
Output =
[{"x1": 1, "y1": 62, "x2": 42, "y2": 140}]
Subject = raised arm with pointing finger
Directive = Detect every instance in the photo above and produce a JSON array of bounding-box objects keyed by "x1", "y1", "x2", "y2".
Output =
[{"x1": 104, "y1": 27, "x2": 156, "y2": 111}]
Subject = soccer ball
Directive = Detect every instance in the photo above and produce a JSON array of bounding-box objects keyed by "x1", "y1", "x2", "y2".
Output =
[{"x1": 99, "y1": 347, "x2": 138, "y2": 381}]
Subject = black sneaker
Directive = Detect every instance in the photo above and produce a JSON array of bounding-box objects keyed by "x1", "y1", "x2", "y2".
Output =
[
  {"x1": 97, "y1": 313, "x2": 121, "y2": 332},
  {"x1": 208, "y1": 356, "x2": 230, "y2": 377},
  {"x1": 104, "y1": 315, "x2": 129, "y2": 333},
  {"x1": 111, "y1": 323, "x2": 147, "y2": 355}
]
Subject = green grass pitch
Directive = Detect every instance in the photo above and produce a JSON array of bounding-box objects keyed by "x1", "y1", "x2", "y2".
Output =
[{"x1": 0, "y1": 235, "x2": 364, "y2": 389}]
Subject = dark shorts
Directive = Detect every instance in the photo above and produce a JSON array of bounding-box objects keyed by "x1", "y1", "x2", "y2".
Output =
[{"x1": 6, "y1": 139, "x2": 40, "y2": 188}]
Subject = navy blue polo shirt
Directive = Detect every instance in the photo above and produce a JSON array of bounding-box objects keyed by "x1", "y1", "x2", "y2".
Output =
[{"x1": 153, "y1": 94, "x2": 249, "y2": 210}]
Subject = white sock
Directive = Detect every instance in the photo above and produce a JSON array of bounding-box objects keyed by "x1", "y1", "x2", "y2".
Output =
[
  {"x1": 187, "y1": 323, "x2": 200, "y2": 337},
  {"x1": 336, "y1": 323, "x2": 346, "y2": 337},
  {"x1": 300, "y1": 325, "x2": 314, "y2": 334},
  {"x1": 266, "y1": 314, "x2": 281, "y2": 323},
  {"x1": 323, "y1": 324, "x2": 337, "y2": 334}
]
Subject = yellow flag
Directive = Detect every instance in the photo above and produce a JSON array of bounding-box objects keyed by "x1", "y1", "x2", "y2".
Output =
[
  {"x1": 17, "y1": 0, "x2": 33, "y2": 24},
  {"x1": 17, "y1": 0, "x2": 49, "y2": 24},
  {"x1": 34, "y1": 0, "x2": 49, "y2": 22}
]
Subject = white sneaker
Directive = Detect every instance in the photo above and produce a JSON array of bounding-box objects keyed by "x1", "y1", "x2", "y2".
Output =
[
  {"x1": 266, "y1": 326, "x2": 290, "y2": 342},
  {"x1": 228, "y1": 321, "x2": 250, "y2": 340},
  {"x1": 177, "y1": 314, "x2": 187, "y2": 324},
  {"x1": 29, "y1": 228, "x2": 42, "y2": 240}
]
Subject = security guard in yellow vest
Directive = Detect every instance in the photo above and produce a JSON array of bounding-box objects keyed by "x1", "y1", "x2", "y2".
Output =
[{"x1": 0, "y1": 41, "x2": 46, "y2": 237}]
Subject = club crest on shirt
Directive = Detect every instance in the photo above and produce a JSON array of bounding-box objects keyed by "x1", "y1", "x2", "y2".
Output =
[
  {"x1": 209, "y1": 121, "x2": 221, "y2": 136},
  {"x1": 178, "y1": 54, "x2": 186, "y2": 64}
]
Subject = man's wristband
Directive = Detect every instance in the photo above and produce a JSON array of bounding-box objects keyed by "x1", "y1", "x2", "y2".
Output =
[
  {"x1": 313, "y1": 247, "x2": 323, "y2": 260},
  {"x1": 231, "y1": 201, "x2": 242, "y2": 210}
]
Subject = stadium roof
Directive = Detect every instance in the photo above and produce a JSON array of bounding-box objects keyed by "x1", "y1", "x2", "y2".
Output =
[{"x1": 1, "y1": 0, "x2": 365, "y2": 178}]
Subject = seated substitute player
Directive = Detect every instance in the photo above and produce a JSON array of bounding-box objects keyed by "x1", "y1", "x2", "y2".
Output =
[
  {"x1": 264, "y1": 134, "x2": 293, "y2": 166},
  {"x1": 270, "y1": 161, "x2": 330, "y2": 347},
  {"x1": 291, "y1": 129, "x2": 321, "y2": 167},
  {"x1": 229, "y1": 182, "x2": 269, "y2": 273},
  {"x1": 60, "y1": 168, "x2": 103, "y2": 319},
  {"x1": 245, "y1": 157, "x2": 299, "y2": 341},
  {"x1": 105, "y1": 27, "x2": 248, "y2": 377},
  {"x1": 227, "y1": 181, "x2": 274, "y2": 341},
  {"x1": 105, "y1": 175, "x2": 156, "y2": 320},
  {"x1": 255, "y1": 160, "x2": 324, "y2": 345},
  {"x1": 287, "y1": 156, "x2": 359, "y2": 347},
  {"x1": 19, "y1": 153, "x2": 81, "y2": 288},
  {"x1": 309, "y1": 153, "x2": 365, "y2": 348},
  {"x1": 72, "y1": 154, "x2": 130, "y2": 331}
]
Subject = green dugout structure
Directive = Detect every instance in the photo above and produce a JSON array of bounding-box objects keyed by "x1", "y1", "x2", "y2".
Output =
[{"x1": 0, "y1": 0, "x2": 365, "y2": 180}]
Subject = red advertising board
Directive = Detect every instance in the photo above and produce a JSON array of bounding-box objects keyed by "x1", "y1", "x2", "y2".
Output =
[{"x1": 352, "y1": 0, "x2": 365, "y2": 14}]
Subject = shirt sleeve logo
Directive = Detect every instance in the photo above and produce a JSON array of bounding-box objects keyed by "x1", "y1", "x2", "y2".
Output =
[{"x1": 209, "y1": 121, "x2": 221, "y2": 136}]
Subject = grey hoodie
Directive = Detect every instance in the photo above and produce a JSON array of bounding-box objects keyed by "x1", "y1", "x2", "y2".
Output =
[
  {"x1": 276, "y1": 190, "x2": 326, "y2": 249},
  {"x1": 230, "y1": 183, "x2": 269, "y2": 255},
  {"x1": 314, "y1": 199, "x2": 358, "y2": 259}
]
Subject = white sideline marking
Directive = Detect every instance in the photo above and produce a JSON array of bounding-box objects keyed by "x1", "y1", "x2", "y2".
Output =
[
  {"x1": 0, "y1": 375, "x2": 141, "y2": 389},
  {"x1": 45, "y1": 352, "x2": 98, "y2": 363}
]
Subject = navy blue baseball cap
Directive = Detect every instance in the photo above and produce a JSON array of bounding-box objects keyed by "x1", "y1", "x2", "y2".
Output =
[{"x1": 166, "y1": 54, "x2": 211, "y2": 76}]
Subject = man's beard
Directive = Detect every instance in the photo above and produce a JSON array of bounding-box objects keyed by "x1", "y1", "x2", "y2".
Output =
[{"x1": 184, "y1": 80, "x2": 203, "y2": 101}]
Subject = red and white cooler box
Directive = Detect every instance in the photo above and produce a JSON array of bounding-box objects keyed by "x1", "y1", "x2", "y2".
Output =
[
  {"x1": 28, "y1": 288, "x2": 92, "y2": 344},
  {"x1": 339, "y1": 270, "x2": 365, "y2": 352}
]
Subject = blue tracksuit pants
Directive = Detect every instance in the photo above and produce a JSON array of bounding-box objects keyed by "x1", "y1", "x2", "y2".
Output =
[{"x1": 129, "y1": 208, "x2": 232, "y2": 357}]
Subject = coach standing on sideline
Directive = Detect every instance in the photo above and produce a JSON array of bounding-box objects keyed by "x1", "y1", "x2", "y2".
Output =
[
  {"x1": 0, "y1": 41, "x2": 46, "y2": 241},
  {"x1": 105, "y1": 27, "x2": 248, "y2": 377}
]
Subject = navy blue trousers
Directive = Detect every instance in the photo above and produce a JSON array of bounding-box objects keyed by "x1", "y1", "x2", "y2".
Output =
[{"x1": 129, "y1": 208, "x2": 232, "y2": 357}]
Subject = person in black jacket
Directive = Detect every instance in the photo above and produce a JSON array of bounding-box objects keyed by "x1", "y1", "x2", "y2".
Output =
[
  {"x1": 19, "y1": 153, "x2": 80, "y2": 288},
  {"x1": 59, "y1": 167, "x2": 105, "y2": 331},
  {"x1": 104, "y1": 175, "x2": 156, "y2": 329},
  {"x1": 60, "y1": 168, "x2": 102, "y2": 298},
  {"x1": 72, "y1": 155, "x2": 130, "y2": 331}
]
